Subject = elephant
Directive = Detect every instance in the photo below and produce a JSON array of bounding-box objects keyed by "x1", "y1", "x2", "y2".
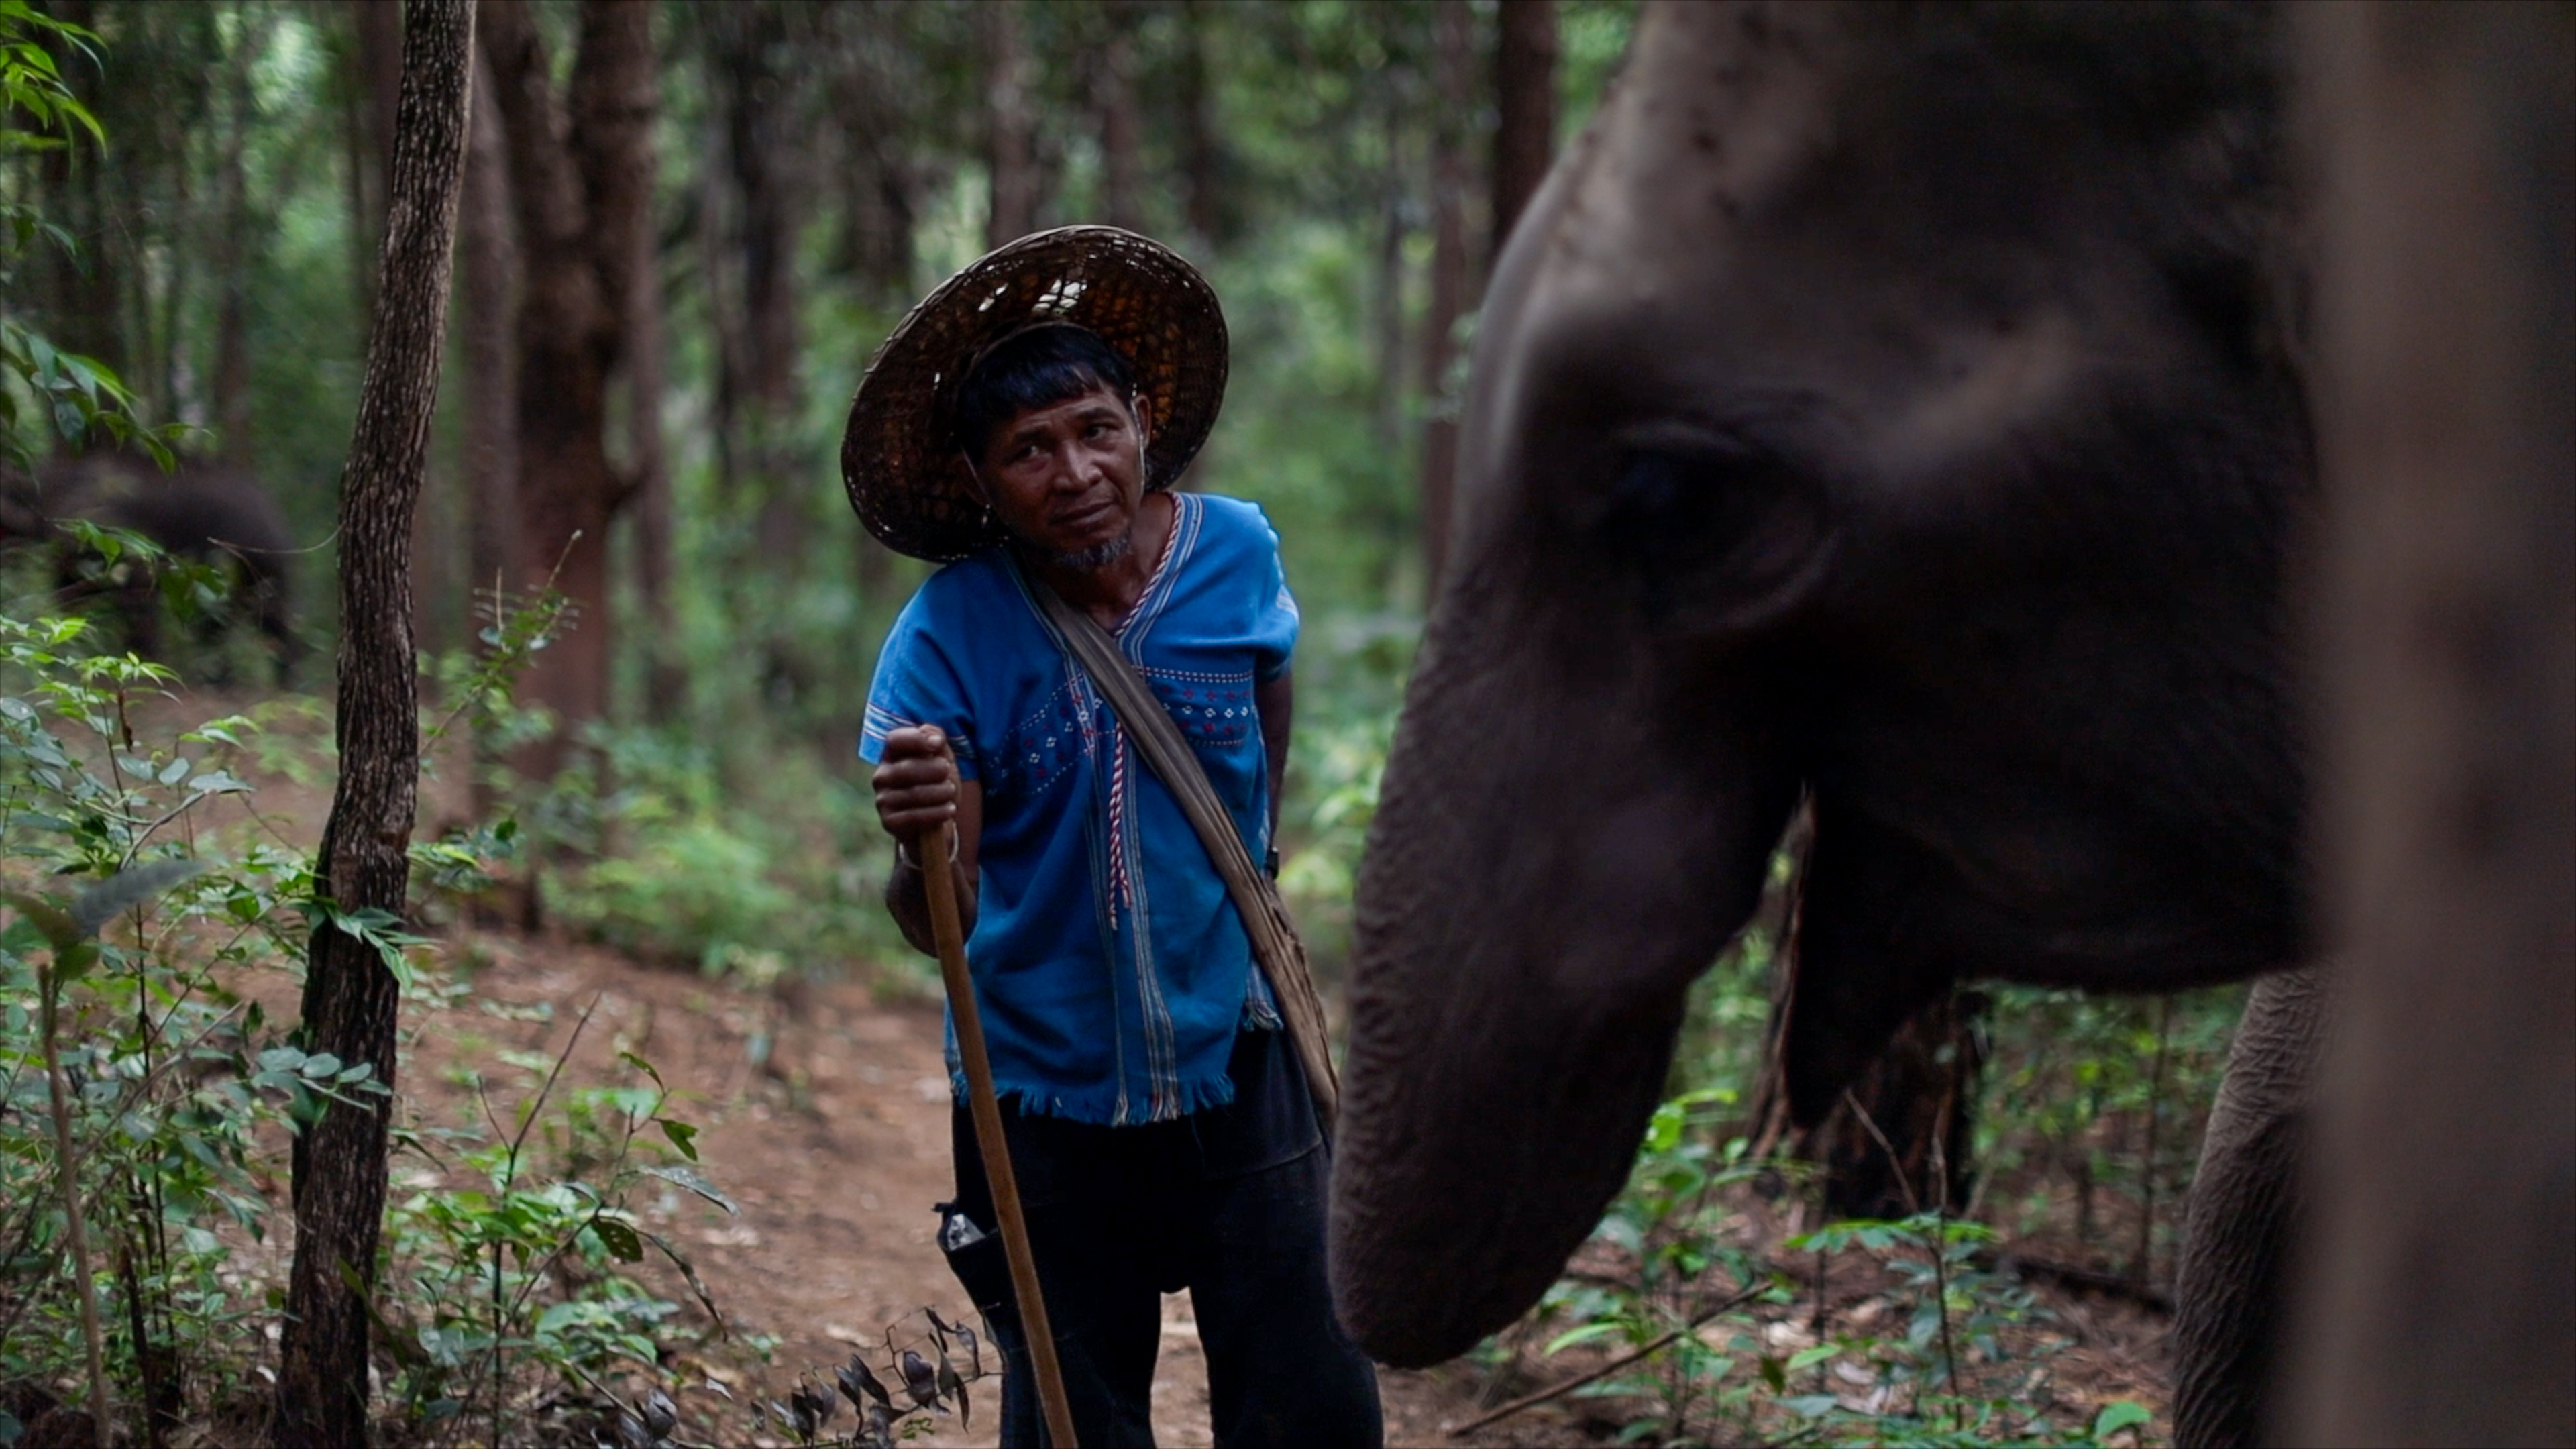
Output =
[
  {"x1": 1, "y1": 453, "x2": 301, "y2": 684},
  {"x1": 1328, "y1": 2, "x2": 2570, "y2": 1444}
]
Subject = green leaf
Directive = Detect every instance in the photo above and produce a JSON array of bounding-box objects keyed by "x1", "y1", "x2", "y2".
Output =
[
  {"x1": 1542, "y1": 1320, "x2": 1622, "y2": 1357},
  {"x1": 2093, "y1": 1401, "x2": 2153, "y2": 1438},
  {"x1": 1786, "y1": 1344, "x2": 1839, "y2": 1373},
  {"x1": 641, "y1": 1164, "x2": 737, "y2": 1214},
  {"x1": 591, "y1": 1216, "x2": 644, "y2": 1262},
  {"x1": 657, "y1": 1117, "x2": 699, "y2": 1161}
]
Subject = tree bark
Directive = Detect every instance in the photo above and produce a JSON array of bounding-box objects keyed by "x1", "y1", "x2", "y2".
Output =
[
  {"x1": 1795, "y1": 992, "x2": 1984, "y2": 1220},
  {"x1": 2289, "y1": 5, "x2": 2575, "y2": 1442},
  {"x1": 479, "y1": 0, "x2": 657, "y2": 780},
  {"x1": 458, "y1": 47, "x2": 519, "y2": 819},
  {"x1": 273, "y1": 1, "x2": 471, "y2": 1443},
  {"x1": 345, "y1": 0, "x2": 405, "y2": 323},
  {"x1": 625, "y1": 103, "x2": 677, "y2": 720},
  {"x1": 1097, "y1": 2, "x2": 1143, "y2": 231},
  {"x1": 1419, "y1": 0, "x2": 1474, "y2": 599},
  {"x1": 1491, "y1": 0, "x2": 1556, "y2": 260},
  {"x1": 985, "y1": 0, "x2": 1037, "y2": 248},
  {"x1": 1177, "y1": 0, "x2": 1227, "y2": 243},
  {"x1": 1743, "y1": 821, "x2": 1984, "y2": 1223},
  {"x1": 212, "y1": 11, "x2": 270, "y2": 465}
]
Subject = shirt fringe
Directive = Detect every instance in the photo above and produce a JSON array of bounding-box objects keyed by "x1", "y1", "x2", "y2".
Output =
[{"x1": 950, "y1": 1057, "x2": 1245, "y2": 1126}]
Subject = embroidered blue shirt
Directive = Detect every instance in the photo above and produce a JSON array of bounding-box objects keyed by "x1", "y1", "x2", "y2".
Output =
[{"x1": 859, "y1": 494, "x2": 1299, "y2": 1125}]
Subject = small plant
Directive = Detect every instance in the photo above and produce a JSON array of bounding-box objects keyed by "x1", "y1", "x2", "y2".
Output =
[
  {"x1": 375, "y1": 996, "x2": 728, "y2": 1443},
  {"x1": 0, "y1": 613, "x2": 332, "y2": 1443}
]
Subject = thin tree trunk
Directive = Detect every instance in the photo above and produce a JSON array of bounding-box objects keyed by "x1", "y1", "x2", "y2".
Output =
[
  {"x1": 985, "y1": 0, "x2": 1036, "y2": 248},
  {"x1": 354, "y1": 0, "x2": 403, "y2": 223},
  {"x1": 212, "y1": 13, "x2": 268, "y2": 464},
  {"x1": 357, "y1": 1, "x2": 458, "y2": 651},
  {"x1": 1097, "y1": 2, "x2": 1142, "y2": 231},
  {"x1": 460, "y1": 48, "x2": 519, "y2": 818},
  {"x1": 1177, "y1": 0, "x2": 1226, "y2": 242},
  {"x1": 274, "y1": 2, "x2": 472, "y2": 1443},
  {"x1": 480, "y1": 0, "x2": 656, "y2": 780},
  {"x1": 1491, "y1": 0, "x2": 1556, "y2": 259},
  {"x1": 627, "y1": 133, "x2": 677, "y2": 719},
  {"x1": 345, "y1": 0, "x2": 404, "y2": 325},
  {"x1": 1419, "y1": 0, "x2": 1474, "y2": 599}
]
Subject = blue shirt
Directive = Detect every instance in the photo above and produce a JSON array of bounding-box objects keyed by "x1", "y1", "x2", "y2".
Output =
[{"x1": 860, "y1": 493, "x2": 1299, "y2": 1125}]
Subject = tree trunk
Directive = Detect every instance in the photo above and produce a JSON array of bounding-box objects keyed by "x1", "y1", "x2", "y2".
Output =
[
  {"x1": 1177, "y1": 0, "x2": 1226, "y2": 243},
  {"x1": 1097, "y1": 2, "x2": 1143, "y2": 231},
  {"x1": 626, "y1": 111, "x2": 677, "y2": 720},
  {"x1": 272, "y1": 2, "x2": 471, "y2": 1444},
  {"x1": 985, "y1": 0, "x2": 1036, "y2": 248},
  {"x1": 1795, "y1": 992, "x2": 1985, "y2": 1220},
  {"x1": 345, "y1": 0, "x2": 404, "y2": 324},
  {"x1": 2289, "y1": 5, "x2": 2575, "y2": 1442},
  {"x1": 1419, "y1": 0, "x2": 1474, "y2": 600},
  {"x1": 1491, "y1": 0, "x2": 1556, "y2": 260},
  {"x1": 479, "y1": 0, "x2": 657, "y2": 780},
  {"x1": 37, "y1": 0, "x2": 123, "y2": 393},
  {"x1": 459, "y1": 48, "x2": 519, "y2": 819},
  {"x1": 824, "y1": 0, "x2": 916, "y2": 305},
  {"x1": 212, "y1": 13, "x2": 269, "y2": 465},
  {"x1": 1741, "y1": 812, "x2": 1982, "y2": 1222},
  {"x1": 704, "y1": 0, "x2": 812, "y2": 709}
]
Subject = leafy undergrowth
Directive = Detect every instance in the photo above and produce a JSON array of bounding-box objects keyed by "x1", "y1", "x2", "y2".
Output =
[
  {"x1": 0, "y1": 613, "x2": 984, "y2": 1447},
  {"x1": 1475, "y1": 1091, "x2": 2161, "y2": 1448}
]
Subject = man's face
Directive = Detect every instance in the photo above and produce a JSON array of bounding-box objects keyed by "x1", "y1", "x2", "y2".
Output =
[{"x1": 974, "y1": 382, "x2": 1155, "y2": 571}]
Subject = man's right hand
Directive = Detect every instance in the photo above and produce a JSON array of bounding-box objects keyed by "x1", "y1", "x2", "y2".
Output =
[{"x1": 873, "y1": 725, "x2": 961, "y2": 843}]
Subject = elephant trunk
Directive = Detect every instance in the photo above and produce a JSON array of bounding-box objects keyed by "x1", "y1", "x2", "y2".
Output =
[{"x1": 1328, "y1": 574, "x2": 1799, "y2": 1366}]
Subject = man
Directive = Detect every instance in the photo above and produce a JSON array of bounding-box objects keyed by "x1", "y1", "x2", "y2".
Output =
[{"x1": 845, "y1": 229, "x2": 1381, "y2": 1448}]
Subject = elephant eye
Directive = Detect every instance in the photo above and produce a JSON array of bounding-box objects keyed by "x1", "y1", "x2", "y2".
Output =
[{"x1": 1597, "y1": 441, "x2": 1835, "y2": 631}]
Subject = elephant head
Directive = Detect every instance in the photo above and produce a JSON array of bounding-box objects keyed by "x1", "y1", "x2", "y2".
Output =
[{"x1": 1331, "y1": 0, "x2": 2312, "y2": 1366}]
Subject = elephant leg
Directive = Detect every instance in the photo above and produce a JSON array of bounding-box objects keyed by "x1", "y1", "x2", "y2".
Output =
[{"x1": 2172, "y1": 967, "x2": 2334, "y2": 1448}]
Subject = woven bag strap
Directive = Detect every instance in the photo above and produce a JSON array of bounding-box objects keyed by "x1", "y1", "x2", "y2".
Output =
[{"x1": 1026, "y1": 575, "x2": 1341, "y2": 1134}]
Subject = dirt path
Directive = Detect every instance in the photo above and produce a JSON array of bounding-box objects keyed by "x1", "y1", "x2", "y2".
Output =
[{"x1": 396, "y1": 933, "x2": 1521, "y2": 1448}]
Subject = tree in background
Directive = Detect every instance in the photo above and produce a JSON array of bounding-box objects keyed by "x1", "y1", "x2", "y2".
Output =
[
  {"x1": 984, "y1": 0, "x2": 1038, "y2": 248},
  {"x1": 1417, "y1": 0, "x2": 1474, "y2": 596},
  {"x1": 478, "y1": 0, "x2": 657, "y2": 782},
  {"x1": 273, "y1": 0, "x2": 470, "y2": 1440},
  {"x1": 1492, "y1": 0, "x2": 1557, "y2": 256}
]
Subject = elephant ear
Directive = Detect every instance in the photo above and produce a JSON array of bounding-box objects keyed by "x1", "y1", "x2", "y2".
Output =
[{"x1": 1776, "y1": 805, "x2": 1961, "y2": 1128}]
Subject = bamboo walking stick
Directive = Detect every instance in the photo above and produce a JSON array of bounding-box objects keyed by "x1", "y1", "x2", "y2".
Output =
[{"x1": 917, "y1": 819, "x2": 1080, "y2": 1448}]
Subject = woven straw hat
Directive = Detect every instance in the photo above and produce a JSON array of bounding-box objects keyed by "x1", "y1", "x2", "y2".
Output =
[{"x1": 841, "y1": 226, "x2": 1230, "y2": 562}]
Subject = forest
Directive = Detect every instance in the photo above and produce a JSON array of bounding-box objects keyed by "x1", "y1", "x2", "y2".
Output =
[{"x1": 0, "y1": 1, "x2": 2296, "y2": 1445}]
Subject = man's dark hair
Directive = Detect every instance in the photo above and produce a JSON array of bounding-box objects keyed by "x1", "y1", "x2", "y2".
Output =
[{"x1": 953, "y1": 325, "x2": 1141, "y2": 462}]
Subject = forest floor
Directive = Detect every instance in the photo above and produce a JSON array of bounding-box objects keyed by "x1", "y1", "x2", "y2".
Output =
[
  {"x1": 150, "y1": 688, "x2": 2178, "y2": 1446},
  {"x1": 380, "y1": 929, "x2": 2176, "y2": 1448}
]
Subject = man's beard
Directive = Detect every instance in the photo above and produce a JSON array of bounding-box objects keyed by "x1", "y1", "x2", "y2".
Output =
[{"x1": 1020, "y1": 529, "x2": 1132, "y2": 573}]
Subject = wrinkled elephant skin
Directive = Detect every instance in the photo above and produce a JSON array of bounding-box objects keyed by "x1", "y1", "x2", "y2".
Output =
[{"x1": 1331, "y1": 1, "x2": 2312, "y2": 1369}]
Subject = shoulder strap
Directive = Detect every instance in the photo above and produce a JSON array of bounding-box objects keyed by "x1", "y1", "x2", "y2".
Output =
[{"x1": 1026, "y1": 574, "x2": 1340, "y2": 1134}]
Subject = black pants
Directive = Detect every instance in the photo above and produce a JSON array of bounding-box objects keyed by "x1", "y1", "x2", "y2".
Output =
[{"x1": 939, "y1": 1029, "x2": 1383, "y2": 1448}]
